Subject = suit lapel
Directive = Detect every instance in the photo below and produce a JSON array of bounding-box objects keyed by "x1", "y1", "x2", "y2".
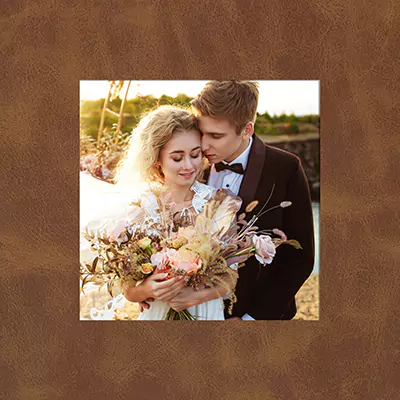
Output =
[{"x1": 238, "y1": 134, "x2": 267, "y2": 213}]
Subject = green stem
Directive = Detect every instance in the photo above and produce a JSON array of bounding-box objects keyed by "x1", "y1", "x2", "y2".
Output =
[{"x1": 165, "y1": 308, "x2": 196, "y2": 320}]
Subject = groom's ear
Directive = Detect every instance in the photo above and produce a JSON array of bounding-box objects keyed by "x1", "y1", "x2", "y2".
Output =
[{"x1": 242, "y1": 122, "x2": 254, "y2": 139}]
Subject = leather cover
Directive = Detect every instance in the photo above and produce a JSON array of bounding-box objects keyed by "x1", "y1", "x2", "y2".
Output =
[{"x1": 1, "y1": 1, "x2": 398, "y2": 398}]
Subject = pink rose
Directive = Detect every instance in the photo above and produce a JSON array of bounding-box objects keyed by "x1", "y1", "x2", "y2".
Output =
[
  {"x1": 169, "y1": 248, "x2": 202, "y2": 275},
  {"x1": 252, "y1": 235, "x2": 276, "y2": 265},
  {"x1": 151, "y1": 249, "x2": 177, "y2": 269}
]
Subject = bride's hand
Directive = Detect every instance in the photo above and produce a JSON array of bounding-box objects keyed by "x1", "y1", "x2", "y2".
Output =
[
  {"x1": 167, "y1": 287, "x2": 198, "y2": 312},
  {"x1": 139, "y1": 297, "x2": 154, "y2": 312},
  {"x1": 143, "y1": 273, "x2": 186, "y2": 303},
  {"x1": 167, "y1": 271, "x2": 238, "y2": 312}
]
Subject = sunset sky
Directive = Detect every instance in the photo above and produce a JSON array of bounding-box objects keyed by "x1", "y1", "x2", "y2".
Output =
[{"x1": 80, "y1": 80, "x2": 319, "y2": 116}]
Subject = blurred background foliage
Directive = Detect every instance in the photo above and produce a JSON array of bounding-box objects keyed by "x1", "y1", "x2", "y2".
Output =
[
  {"x1": 80, "y1": 93, "x2": 319, "y2": 142},
  {"x1": 80, "y1": 87, "x2": 319, "y2": 201}
]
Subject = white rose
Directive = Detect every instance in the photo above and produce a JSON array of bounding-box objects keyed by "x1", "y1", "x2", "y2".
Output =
[{"x1": 252, "y1": 235, "x2": 276, "y2": 265}]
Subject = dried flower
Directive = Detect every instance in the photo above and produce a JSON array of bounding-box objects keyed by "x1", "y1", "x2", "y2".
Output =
[
  {"x1": 170, "y1": 237, "x2": 189, "y2": 249},
  {"x1": 176, "y1": 226, "x2": 196, "y2": 242},
  {"x1": 108, "y1": 218, "x2": 129, "y2": 241},
  {"x1": 245, "y1": 200, "x2": 259, "y2": 213},
  {"x1": 140, "y1": 263, "x2": 155, "y2": 274},
  {"x1": 81, "y1": 181, "x2": 302, "y2": 321},
  {"x1": 272, "y1": 228, "x2": 287, "y2": 241},
  {"x1": 137, "y1": 237, "x2": 151, "y2": 249}
]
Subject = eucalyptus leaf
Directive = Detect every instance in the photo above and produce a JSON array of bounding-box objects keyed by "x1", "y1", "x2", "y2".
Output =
[{"x1": 284, "y1": 239, "x2": 303, "y2": 250}]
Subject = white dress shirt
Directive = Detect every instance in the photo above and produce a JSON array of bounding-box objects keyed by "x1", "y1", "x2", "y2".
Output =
[
  {"x1": 207, "y1": 136, "x2": 255, "y2": 320},
  {"x1": 208, "y1": 136, "x2": 253, "y2": 196}
]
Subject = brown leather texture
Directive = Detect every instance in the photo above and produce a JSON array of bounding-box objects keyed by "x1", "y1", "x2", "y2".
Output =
[{"x1": 1, "y1": 1, "x2": 399, "y2": 398}]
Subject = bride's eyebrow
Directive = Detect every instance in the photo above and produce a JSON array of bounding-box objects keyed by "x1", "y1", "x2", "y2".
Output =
[{"x1": 169, "y1": 146, "x2": 201, "y2": 155}]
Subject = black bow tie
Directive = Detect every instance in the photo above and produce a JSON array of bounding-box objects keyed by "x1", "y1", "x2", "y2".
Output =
[{"x1": 215, "y1": 162, "x2": 245, "y2": 175}]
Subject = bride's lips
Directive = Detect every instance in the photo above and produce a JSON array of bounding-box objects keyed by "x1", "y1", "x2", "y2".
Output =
[{"x1": 179, "y1": 171, "x2": 195, "y2": 179}]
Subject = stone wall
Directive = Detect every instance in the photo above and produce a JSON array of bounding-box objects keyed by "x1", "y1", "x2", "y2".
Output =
[{"x1": 264, "y1": 135, "x2": 320, "y2": 202}]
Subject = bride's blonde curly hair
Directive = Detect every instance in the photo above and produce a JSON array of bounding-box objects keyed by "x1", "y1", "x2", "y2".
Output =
[{"x1": 115, "y1": 105, "x2": 206, "y2": 188}]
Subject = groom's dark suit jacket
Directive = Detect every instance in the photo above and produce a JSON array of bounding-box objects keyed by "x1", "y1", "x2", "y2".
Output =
[{"x1": 206, "y1": 134, "x2": 315, "y2": 320}]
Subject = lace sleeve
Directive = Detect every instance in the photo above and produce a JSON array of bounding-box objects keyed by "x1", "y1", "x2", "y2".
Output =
[{"x1": 191, "y1": 181, "x2": 217, "y2": 213}]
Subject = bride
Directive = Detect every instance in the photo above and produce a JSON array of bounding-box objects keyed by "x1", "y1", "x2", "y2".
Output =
[{"x1": 80, "y1": 105, "x2": 238, "y2": 320}]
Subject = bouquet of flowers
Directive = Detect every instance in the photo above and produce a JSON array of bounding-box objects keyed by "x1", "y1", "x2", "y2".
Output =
[{"x1": 80, "y1": 185, "x2": 301, "y2": 320}]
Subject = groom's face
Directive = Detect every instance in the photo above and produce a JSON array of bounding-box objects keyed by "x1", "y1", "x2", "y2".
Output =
[{"x1": 198, "y1": 116, "x2": 250, "y2": 164}]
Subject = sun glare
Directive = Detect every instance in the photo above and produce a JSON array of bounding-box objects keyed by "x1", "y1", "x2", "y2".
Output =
[{"x1": 80, "y1": 80, "x2": 319, "y2": 116}]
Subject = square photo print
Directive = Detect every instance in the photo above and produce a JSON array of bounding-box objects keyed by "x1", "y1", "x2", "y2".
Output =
[{"x1": 79, "y1": 80, "x2": 320, "y2": 321}]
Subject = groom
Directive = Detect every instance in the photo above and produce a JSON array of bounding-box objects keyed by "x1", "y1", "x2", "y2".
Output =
[{"x1": 191, "y1": 81, "x2": 315, "y2": 320}]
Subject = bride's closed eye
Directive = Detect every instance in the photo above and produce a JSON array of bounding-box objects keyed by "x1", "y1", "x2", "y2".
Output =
[{"x1": 172, "y1": 152, "x2": 201, "y2": 162}]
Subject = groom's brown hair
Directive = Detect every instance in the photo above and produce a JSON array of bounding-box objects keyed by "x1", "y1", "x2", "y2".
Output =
[{"x1": 191, "y1": 80, "x2": 259, "y2": 134}]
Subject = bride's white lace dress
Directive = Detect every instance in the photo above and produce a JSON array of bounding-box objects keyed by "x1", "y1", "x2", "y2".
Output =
[{"x1": 80, "y1": 177, "x2": 228, "y2": 321}]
